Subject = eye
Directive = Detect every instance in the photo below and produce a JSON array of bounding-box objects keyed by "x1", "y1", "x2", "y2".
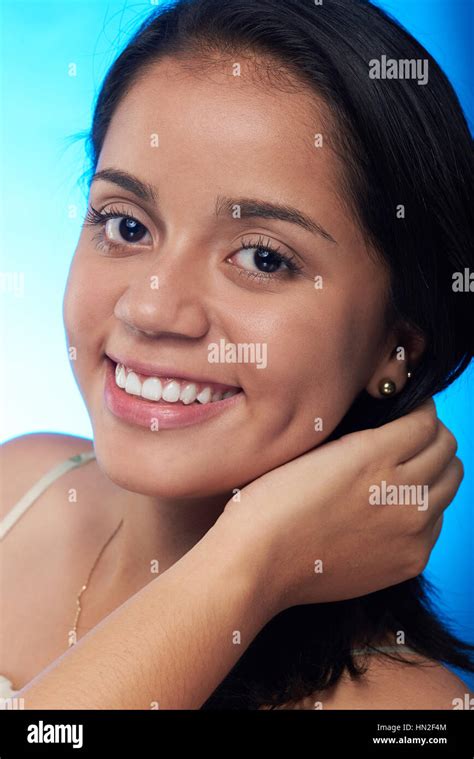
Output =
[
  {"x1": 228, "y1": 235, "x2": 303, "y2": 280},
  {"x1": 84, "y1": 204, "x2": 152, "y2": 252},
  {"x1": 104, "y1": 216, "x2": 149, "y2": 244}
]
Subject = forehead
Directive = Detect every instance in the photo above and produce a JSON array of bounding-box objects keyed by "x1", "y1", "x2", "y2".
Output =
[{"x1": 96, "y1": 55, "x2": 343, "y2": 206}]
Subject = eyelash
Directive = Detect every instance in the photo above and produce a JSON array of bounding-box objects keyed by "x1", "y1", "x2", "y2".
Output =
[
  {"x1": 234, "y1": 235, "x2": 303, "y2": 280},
  {"x1": 83, "y1": 204, "x2": 304, "y2": 282},
  {"x1": 83, "y1": 204, "x2": 146, "y2": 254}
]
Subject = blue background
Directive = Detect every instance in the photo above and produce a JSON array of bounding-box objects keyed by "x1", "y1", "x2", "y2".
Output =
[{"x1": 1, "y1": 1, "x2": 472, "y2": 687}]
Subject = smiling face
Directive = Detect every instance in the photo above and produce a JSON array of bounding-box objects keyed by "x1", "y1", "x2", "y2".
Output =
[{"x1": 63, "y1": 54, "x2": 397, "y2": 499}]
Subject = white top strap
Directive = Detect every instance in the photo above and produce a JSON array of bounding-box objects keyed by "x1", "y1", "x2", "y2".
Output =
[{"x1": 0, "y1": 450, "x2": 96, "y2": 540}]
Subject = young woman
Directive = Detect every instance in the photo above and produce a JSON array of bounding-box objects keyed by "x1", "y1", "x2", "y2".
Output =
[{"x1": 1, "y1": 0, "x2": 473, "y2": 709}]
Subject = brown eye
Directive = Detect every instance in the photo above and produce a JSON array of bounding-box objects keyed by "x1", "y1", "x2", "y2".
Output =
[
  {"x1": 104, "y1": 216, "x2": 150, "y2": 244},
  {"x1": 228, "y1": 235, "x2": 303, "y2": 280},
  {"x1": 232, "y1": 246, "x2": 288, "y2": 273}
]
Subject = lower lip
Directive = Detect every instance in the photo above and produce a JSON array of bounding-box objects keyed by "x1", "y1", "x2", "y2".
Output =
[{"x1": 103, "y1": 357, "x2": 243, "y2": 430}]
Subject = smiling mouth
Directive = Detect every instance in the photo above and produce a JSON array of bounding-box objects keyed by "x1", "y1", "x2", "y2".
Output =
[{"x1": 112, "y1": 361, "x2": 242, "y2": 405}]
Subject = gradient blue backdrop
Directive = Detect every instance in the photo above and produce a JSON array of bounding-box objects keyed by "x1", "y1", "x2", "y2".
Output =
[{"x1": 1, "y1": 1, "x2": 473, "y2": 687}]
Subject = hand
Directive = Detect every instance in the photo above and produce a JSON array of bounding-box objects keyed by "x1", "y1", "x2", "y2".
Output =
[{"x1": 219, "y1": 399, "x2": 463, "y2": 616}]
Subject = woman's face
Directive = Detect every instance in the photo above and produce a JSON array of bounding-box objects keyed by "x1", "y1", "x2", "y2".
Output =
[{"x1": 63, "y1": 55, "x2": 393, "y2": 499}]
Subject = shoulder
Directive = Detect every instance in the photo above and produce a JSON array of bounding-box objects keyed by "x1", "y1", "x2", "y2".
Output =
[
  {"x1": 1, "y1": 429, "x2": 93, "y2": 467},
  {"x1": 0, "y1": 432, "x2": 94, "y2": 519},
  {"x1": 274, "y1": 653, "x2": 472, "y2": 710},
  {"x1": 0, "y1": 431, "x2": 99, "y2": 562},
  {"x1": 0, "y1": 433, "x2": 98, "y2": 689}
]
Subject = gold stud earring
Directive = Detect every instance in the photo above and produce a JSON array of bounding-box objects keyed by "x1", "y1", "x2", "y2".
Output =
[{"x1": 379, "y1": 378, "x2": 397, "y2": 396}]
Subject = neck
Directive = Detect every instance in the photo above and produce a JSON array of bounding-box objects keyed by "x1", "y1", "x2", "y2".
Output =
[{"x1": 105, "y1": 487, "x2": 232, "y2": 593}]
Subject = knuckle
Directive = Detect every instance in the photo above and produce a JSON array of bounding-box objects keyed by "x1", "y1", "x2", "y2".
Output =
[
  {"x1": 421, "y1": 412, "x2": 438, "y2": 440},
  {"x1": 407, "y1": 543, "x2": 430, "y2": 578},
  {"x1": 454, "y1": 456, "x2": 464, "y2": 482},
  {"x1": 445, "y1": 429, "x2": 458, "y2": 457},
  {"x1": 406, "y1": 511, "x2": 427, "y2": 540}
]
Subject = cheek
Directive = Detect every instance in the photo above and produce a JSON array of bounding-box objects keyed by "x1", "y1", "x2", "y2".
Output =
[
  {"x1": 237, "y1": 278, "x2": 387, "y2": 443},
  {"x1": 243, "y1": 288, "x2": 378, "y2": 389},
  {"x1": 62, "y1": 248, "x2": 120, "y2": 400},
  {"x1": 63, "y1": 247, "x2": 116, "y2": 341}
]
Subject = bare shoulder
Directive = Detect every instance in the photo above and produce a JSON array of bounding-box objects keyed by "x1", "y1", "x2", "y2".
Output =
[
  {"x1": 0, "y1": 431, "x2": 110, "y2": 556},
  {"x1": 0, "y1": 432, "x2": 110, "y2": 690},
  {"x1": 0, "y1": 431, "x2": 94, "y2": 519},
  {"x1": 270, "y1": 654, "x2": 472, "y2": 710}
]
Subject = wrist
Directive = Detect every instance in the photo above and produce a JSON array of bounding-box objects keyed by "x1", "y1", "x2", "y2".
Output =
[{"x1": 205, "y1": 509, "x2": 283, "y2": 624}]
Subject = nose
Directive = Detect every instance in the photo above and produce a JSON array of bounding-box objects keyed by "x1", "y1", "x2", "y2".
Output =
[{"x1": 114, "y1": 247, "x2": 211, "y2": 339}]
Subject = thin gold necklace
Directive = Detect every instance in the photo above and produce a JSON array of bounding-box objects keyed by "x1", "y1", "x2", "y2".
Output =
[{"x1": 68, "y1": 518, "x2": 124, "y2": 648}]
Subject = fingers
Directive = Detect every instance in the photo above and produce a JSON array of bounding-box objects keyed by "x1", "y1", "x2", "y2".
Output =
[
  {"x1": 410, "y1": 513, "x2": 444, "y2": 579},
  {"x1": 423, "y1": 456, "x2": 464, "y2": 527},
  {"x1": 398, "y1": 420, "x2": 458, "y2": 486},
  {"x1": 399, "y1": 460, "x2": 461, "y2": 577},
  {"x1": 431, "y1": 514, "x2": 443, "y2": 545},
  {"x1": 367, "y1": 398, "x2": 439, "y2": 465}
]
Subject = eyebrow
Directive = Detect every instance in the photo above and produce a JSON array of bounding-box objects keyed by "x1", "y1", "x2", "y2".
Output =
[
  {"x1": 91, "y1": 168, "x2": 157, "y2": 204},
  {"x1": 91, "y1": 167, "x2": 337, "y2": 244},
  {"x1": 215, "y1": 196, "x2": 336, "y2": 243}
]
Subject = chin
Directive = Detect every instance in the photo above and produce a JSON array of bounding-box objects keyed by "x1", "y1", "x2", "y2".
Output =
[{"x1": 91, "y1": 433, "x2": 237, "y2": 500}]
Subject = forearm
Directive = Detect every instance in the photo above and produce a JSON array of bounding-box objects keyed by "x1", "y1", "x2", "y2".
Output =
[{"x1": 16, "y1": 516, "x2": 274, "y2": 709}]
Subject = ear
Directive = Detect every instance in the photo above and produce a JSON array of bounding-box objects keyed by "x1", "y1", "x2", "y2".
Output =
[{"x1": 366, "y1": 323, "x2": 426, "y2": 399}]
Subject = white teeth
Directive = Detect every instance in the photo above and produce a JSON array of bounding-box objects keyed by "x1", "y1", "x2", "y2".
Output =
[
  {"x1": 162, "y1": 380, "x2": 181, "y2": 403},
  {"x1": 196, "y1": 387, "x2": 212, "y2": 404},
  {"x1": 141, "y1": 377, "x2": 163, "y2": 401},
  {"x1": 116, "y1": 364, "x2": 126, "y2": 389},
  {"x1": 114, "y1": 363, "x2": 239, "y2": 403},
  {"x1": 125, "y1": 371, "x2": 141, "y2": 396},
  {"x1": 180, "y1": 383, "x2": 198, "y2": 405}
]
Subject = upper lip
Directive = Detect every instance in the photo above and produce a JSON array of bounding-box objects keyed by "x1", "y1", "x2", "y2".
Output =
[{"x1": 106, "y1": 352, "x2": 241, "y2": 391}]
